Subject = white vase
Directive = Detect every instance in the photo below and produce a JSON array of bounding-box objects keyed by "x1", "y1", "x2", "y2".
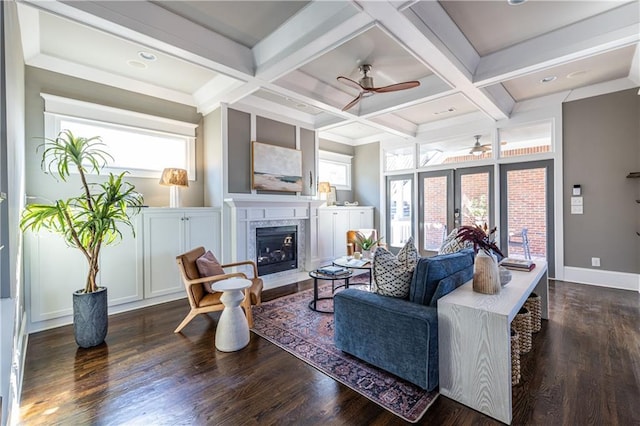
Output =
[
  {"x1": 362, "y1": 249, "x2": 372, "y2": 259},
  {"x1": 473, "y1": 250, "x2": 501, "y2": 294}
]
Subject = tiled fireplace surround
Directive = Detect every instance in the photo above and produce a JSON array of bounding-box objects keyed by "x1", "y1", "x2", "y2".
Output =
[{"x1": 224, "y1": 199, "x2": 325, "y2": 289}]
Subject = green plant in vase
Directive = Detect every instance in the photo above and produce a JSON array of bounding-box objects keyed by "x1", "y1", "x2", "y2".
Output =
[
  {"x1": 354, "y1": 231, "x2": 383, "y2": 258},
  {"x1": 20, "y1": 130, "x2": 144, "y2": 347}
]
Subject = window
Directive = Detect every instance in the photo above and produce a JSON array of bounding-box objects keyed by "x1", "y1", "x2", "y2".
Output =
[
  {"x1": 42, "y1": 94, "x2": 197, "y2": 180},
  {"x1": 499, "y1": 121, "x2": 552, "y2": 158},
  {"x1": 384, "y1": 146, "x2": 414, "y2": 171},
  {"x1": 318, "y1": 150, "x2": 352, "y2": 190}
]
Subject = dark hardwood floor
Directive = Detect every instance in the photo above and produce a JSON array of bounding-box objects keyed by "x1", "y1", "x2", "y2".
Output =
[{"x1": 20, "y1": 279, "x2": 640, "y2": 425}]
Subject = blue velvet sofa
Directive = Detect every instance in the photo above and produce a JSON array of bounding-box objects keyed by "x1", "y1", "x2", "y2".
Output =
[{"x1": 333, "y1": 249, "x2": 474, "y2": 391}]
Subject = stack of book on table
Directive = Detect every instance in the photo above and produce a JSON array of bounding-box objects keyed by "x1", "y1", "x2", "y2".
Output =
[
  {"x1": 317, "y1": 266, "x2": 349, "y2": 276},
  {"x1": 500, "y1": 258, "x2": 536, "y2": 272}
]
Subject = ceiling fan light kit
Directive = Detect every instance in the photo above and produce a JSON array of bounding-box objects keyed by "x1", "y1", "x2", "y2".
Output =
[
  {"x1": 337, "y1": 64, "x2": 420, "y2": 111},
  {"x1": 469, "y1": 135, "x2": 491, "y2": 156}
]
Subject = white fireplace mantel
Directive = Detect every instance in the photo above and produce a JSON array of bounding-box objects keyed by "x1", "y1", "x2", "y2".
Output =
[{"x1": 223, "y1": 198, "x2": 325, "y2": 289}]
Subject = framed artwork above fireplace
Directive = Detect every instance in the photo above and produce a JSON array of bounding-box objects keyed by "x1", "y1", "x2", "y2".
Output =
[{"x1": 252, "y1": 141, "x2": 303, "y2": 192}]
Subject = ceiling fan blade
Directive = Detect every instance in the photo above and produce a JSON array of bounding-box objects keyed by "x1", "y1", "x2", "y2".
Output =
[
  {"x1": 372, "y1": 80, "x2": 420, "y2": 93},
  {"x1": 337, "y1": 76, "x2": 365, "y2": 91},
  {"x1": 342, "y1": 93, "x2": 363, "y2": 111}
]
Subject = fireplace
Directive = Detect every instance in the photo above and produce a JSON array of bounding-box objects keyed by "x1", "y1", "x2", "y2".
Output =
[{"x1": 256, "y1": 226, "x2": 298, "y2": 276}]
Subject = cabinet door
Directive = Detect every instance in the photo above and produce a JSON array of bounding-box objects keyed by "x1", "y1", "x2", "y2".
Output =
[
  {"x1": 99, "y1": 215, "x2": 143, "y2": 306},
  {"x1": 27, "y1": 231, "x2": 87, "y2": 322},
  {"x1": 143, "y1": 211, "x2": 185, "y2": 298},
  {"x1": 317, "y1": 210, "x2": 334, "y2": 259},
  {"x1": 184, "y1": 211, "x2": 219, "y2": 254},
  {"x1": 332, "y1": 210, "x2": 350, "y2": 258},
  {"x1": 349, "y1": 208, "x2": 373, "y2": 229}
]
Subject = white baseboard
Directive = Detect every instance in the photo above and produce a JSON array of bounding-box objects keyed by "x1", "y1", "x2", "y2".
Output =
[{"x1": 563, "y1": 267, "x2": 640, "y2": 292}]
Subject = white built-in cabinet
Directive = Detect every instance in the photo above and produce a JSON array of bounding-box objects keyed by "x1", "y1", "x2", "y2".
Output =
[
  {"x1": 143, "y1": 209, "x2": 219, "y2": 298},
  {"x1": 26, "y1": 207, "x2": 220, "y2": 332},
  {"x1": 318, "y1": 206, "x2": 374, "y2": 261}
]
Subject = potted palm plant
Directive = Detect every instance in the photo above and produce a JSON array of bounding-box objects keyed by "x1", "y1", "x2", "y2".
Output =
[{"x1": 20, "y1": 130, "x2": 143, "y2": 348}]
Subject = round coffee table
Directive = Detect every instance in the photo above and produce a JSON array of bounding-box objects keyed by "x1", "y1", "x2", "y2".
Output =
[
  {"x1": 308, "y1": 270, "x2": 352, "y2": 314},
  {"x1": 210, "y1": 278, "x2": 252, "y2": 352},
  {"x1": 332, "y1": 257, "x2": 373, "y2": 288}
]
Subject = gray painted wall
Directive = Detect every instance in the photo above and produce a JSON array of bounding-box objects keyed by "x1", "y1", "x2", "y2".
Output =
[
  {"x1": 227, "y1": 108, "x2": 251, "y2": 194},
  {"x1": 226, "y1": 109, "x2": 316, "y2": 196},
  {"x1": 24, "y1": 67, "x2": 204, "y2": 207},
  {"x1": 563, "y1": 88, "x2": 640, "y2": 273},
  {"x1": 354, "y1": 142, "x2": 381, "y2": 230},
  {"x1": 300, "y1": 128, "x2": 315, "y2": 196}
]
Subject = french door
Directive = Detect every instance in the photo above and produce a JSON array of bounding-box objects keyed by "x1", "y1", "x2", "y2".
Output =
[
  {"x1": 499, "y1": 160, "x2": 554, "y2": 276},
  {"x1": 418, "y1": 166, "x2": 494, "y2": 255},
  {"x1": 386, "y1": 174, "x2": 414, "y2": 251}
]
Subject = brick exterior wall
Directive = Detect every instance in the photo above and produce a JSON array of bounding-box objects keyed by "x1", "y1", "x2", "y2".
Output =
[
  {"x1": 506, "y1": 167, "x2": 547, "y2": 258},
  {"x1": 422, "y1": 175, "x2": 447, "y2": 250}
]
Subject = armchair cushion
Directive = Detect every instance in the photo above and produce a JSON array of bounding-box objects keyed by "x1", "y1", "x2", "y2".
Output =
[
  {"x1": 196, "y1": 250, "x2": 226, "y2": 293},
  {"x1": 372, "y1": 237, "x2": 419, "y2": 298}
]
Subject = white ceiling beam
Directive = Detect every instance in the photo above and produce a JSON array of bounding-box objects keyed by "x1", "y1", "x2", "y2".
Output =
[
  {"x1": 23, "y1": 0, "x2": 255, "y2": 80},
  {"x1": 360, "y1": 1, "x2": 511, "y2": 121},
  {"x1": 474, "y1": 2, "x2": 640, "y2": 86},
  {"x1": 369, "y1": 114, "x2": 417, "y2": 137},
  {"x1": 254, "y1": 2, "x2": 374, "y2": 82}
]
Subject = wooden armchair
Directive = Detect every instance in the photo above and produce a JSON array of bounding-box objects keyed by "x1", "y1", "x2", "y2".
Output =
[{"x1": 174, "y1": 246, "x2": 263, "y2": 333}]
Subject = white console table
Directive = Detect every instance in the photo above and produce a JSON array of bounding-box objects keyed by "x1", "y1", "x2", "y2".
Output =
[{"x1": 437, "y1": 260, "x2": 548, "y2": 424}]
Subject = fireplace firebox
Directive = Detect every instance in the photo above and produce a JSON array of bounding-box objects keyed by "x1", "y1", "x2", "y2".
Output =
[{"x1": 256, "y1": 226, "x2": 297, "y2": 276}]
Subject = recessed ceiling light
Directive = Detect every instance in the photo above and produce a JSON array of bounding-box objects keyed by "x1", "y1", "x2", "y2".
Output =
[
  {"x1": 296, "y1": 103, "x2": 307, "y2": 109},
  {"x1": 127, "y1": 60, "x2": 147, "y2": 69},
  {"x1": 567, "y1": 70, "x2": 588, "y2": 79},
  {"x1": 433, "y1": 107, "x2": 456, "y2": 115},
  {"x1": 540, "y1": 76, "x2": 557, "y2": 83},
  {"x1": 138, "y1": 51, "x2": 157, "y2": 61},
  {"x1": 507, "y1": 0, "x2": 528, "y2": 5}
]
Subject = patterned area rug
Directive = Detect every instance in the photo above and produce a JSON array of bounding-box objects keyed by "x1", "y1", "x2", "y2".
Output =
[{"x1": 250, "y1": 276, "x2": 438, "y2": 423}]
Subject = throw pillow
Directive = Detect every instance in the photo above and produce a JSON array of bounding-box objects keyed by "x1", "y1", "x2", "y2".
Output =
[
  {"x1": 372, "y1": 236, "x2": 419, "y2": 298},
  {"x1": 196, "y1": 250, "x2": 226, "y2": 293},
  {"x1": 438, "y1": 228, "x2": 472, "y2": 254}
]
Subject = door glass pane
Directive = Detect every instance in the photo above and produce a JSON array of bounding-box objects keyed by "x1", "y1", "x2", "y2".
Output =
[
  {"x1": 389, "y1": 178, "x2": 412, "y2": 248},
  {"x1": 422, "y1": 176, "x2": 448, "y2": 251},
  {"x1": 460, "y1": 172, "x2": 490, "y2": 227},
  {"x1": 506, "y1": 168, "x2": 547, "y2": 259}
]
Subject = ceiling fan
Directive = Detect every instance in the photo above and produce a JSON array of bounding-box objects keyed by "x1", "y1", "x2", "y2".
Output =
[
  {"x1": 337, "y1": 64, "x2": 420, "y2": 111},
  {"x1": 469, "y1": 135, "x2": 491, "y2": 156}
]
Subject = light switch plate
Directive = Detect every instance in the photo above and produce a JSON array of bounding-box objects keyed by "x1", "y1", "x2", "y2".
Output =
[
  {"x1": 571, "y1": 205, "x2": 583, "y2": 214},
  {"x1": 571, "y1": 196, "x2": 583, "y2": 206}
]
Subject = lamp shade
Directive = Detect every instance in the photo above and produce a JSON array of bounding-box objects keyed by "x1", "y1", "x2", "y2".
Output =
[
  {"x1": 318, "y1": 181, "x2": 331, "y2": 193},
  {"x1": 159, "y1": 168, "x2": 189, "y2": 187}
]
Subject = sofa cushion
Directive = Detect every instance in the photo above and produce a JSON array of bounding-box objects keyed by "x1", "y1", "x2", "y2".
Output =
[
  {"x1": 409, "y1": 249, "x2": 474, "y2": 306},
  {"x1": 372, "y1": 237, "x2": 419, "y2": 298},
  {"x1": 429, "y1": 267, "x2": 475, "y2": 307},
  {"x1": 196, "y1": 250, "x2": 225, "y2": 293}
]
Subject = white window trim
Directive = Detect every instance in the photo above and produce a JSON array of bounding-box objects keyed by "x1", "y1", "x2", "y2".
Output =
[
  {"x1": 41, "y1": 93, "x2": 197, "y2": 180},
  {"x1": 318, "y1": 150, "x2": 352, "y2": 190}
]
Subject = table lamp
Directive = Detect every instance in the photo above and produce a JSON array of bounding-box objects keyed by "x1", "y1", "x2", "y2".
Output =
[
  {"x1": 159, "y1": 167, "x2": 188, "y2": 208},
  {"x1": 318, "y1": 181, "x2": 331, "y2": 204}
]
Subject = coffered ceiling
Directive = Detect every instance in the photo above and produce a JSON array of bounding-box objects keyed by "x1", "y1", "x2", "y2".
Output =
[{"x1": 16, "y1": 0, "x2": 640, "y2": 145}]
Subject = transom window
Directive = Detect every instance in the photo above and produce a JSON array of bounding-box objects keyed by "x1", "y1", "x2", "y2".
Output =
[{"x1": 42, "y1": 94, "x2": 196, "y2": 180}]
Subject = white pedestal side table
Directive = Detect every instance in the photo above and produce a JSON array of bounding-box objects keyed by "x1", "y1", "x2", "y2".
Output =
[{"x1": 210, "y1": 278, "x2": 252, "y2": 352}]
